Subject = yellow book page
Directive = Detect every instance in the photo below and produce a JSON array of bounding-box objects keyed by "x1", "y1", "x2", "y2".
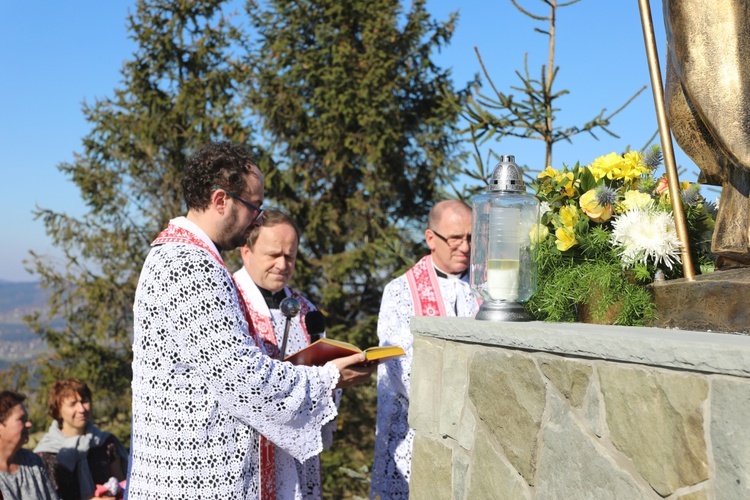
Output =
[{"x1": 363, "y1": 346, "x2": 405, "y2": 361}]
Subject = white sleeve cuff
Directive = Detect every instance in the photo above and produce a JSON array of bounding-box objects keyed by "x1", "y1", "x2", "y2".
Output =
[{"x1": 322, "y1": 361, "x2": 340, "y2": 392}]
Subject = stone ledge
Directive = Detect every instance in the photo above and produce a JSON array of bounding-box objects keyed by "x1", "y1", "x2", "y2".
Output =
[{"x1": 411, "y1": 317, "x2": 750, "y2": 378}]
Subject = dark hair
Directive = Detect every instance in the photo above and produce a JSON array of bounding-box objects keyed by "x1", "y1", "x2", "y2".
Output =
[
  {"x1": 47, "y1": 379, "x2": 92, "y2": 426},
  {"x1": 0, "y1": 391, "x2": 26, "y2": 423},
  {"x1": 182, "y1": 141, "x2": 261, "y2": 211},
  {"x1": 245, "y1": 209, "x2": 300, "y2": 250}
]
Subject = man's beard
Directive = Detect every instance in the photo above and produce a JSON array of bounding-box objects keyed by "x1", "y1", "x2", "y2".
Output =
[{"x1": 217, "y1": 205, "x2": 252, "y2": 250}]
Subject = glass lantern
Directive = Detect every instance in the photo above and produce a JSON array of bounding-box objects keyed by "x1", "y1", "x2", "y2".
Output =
[{"x1": 470, "y1": 155, "x2": 540, "y2": 321}]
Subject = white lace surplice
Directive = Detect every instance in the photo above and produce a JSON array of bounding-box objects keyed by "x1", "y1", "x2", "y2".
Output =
[
  {"x1": 128, "y1": 219, "x2": 339, "y2": 500},
  {"x1": 371, "y1": 270, "x2": 478, "y2": 499},
  {"x1": 233, "y1": 268, "x2": 341, "y2": 499}
]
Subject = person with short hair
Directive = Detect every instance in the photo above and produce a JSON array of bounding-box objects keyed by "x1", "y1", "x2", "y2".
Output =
[
  {"x1": 371, "y1": 200, "x2": 479, "y2": 499},
  {"x1": 35, "y1": 379, "x2": 127, "y2": 500},
  {"x1": 234, "y1": 209, "x2": 338, "y2": 499},
  {"x1": 0, "y1": 390, "x2": 58, "y2": 499},
  {"x1": 128, "y1": 141, "x2": 375, "y2": 499}
]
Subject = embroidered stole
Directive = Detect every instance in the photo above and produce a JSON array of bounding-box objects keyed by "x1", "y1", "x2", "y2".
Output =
[
  {"x1": 151, "y1": 221, "x2": 278, "y2": 500},
  {"x1": 234, "y1": 278, "x2": 313, "y2": 358},
  {"x1": 405, "y1": 255, "x2": 447, "y2": 317}
]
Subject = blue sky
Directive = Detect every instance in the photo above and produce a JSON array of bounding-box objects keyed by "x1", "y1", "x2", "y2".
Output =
[{"x1": 0, "y1": 0, "x2": 707, "y2": 282}]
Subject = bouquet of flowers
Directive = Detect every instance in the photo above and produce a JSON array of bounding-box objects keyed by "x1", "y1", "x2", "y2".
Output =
[{"x1": 527, "y1": 146, "x2": 716, "y2": 325}]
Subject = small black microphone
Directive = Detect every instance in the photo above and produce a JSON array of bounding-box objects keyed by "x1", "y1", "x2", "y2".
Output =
[
  {"x1": 304, "y1": 310, "x2": 326, "y2": 343},
  {"x1": 279, "y1": 297, "x2": 301, "y2": 359}
]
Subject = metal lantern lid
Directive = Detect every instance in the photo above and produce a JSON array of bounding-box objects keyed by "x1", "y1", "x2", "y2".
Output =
[{"x1": 489, "y1": 155, "x2": 525, "y2": 193}]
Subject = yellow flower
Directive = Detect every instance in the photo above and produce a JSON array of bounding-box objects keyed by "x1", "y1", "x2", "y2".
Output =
[
  {"x1": 538, "y1": 167, "x2": 577, "y2": 197},
  {"x1": 618, "y1": 151, "x2": 650, "y2": 183},
  {"x1": 588, "y1": 151, "x2": 649, "y2": 184},
  {"x1": 579, "y1": 189, "x2": 612, "y2": 222},
  {"x1": 580, "y1": 189, "x2": 613, "y2": 223},
  {"x1": 619, "y1": 190, "x2": 653, "y2": 212},
  {"x1": 588, "y1": 152, "x2": 622, "y2": 182},
  {"x1": 555, "y1": 226, "x2": 577, "y2": 251},
  {"x1": 558, "y1": 205, "x2": 579, "y2": 227},
  {"x1": 559, "y1": 172, "x2": 576, "y2": 198},
  {"x1": 529, "y1": 223, "x2": 549, "y2": 245},
  {"x1": 538, "y1": 166, "x2": 559, "y2": 180}
]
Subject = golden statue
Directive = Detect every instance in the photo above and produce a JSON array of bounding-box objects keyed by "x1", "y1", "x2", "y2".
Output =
[{"x1": 664, "y1": 0, "x2": 750, "y2": 268}]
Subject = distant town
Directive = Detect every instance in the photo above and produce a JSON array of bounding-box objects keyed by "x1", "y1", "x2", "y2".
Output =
[{"x1": 0, "y1": 281, "x2": 50, "y2": 369}]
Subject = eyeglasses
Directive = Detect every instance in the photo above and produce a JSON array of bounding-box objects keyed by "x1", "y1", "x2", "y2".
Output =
[
  {"x1": 213, "y1": 185, "x2": 264, "y2": 224},
  {"x1": 431, "y1": 230, "x2": 471, "y2": 249}
]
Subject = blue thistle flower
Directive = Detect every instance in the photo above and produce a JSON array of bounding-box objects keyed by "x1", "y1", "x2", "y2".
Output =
[
  {"x1": 681, "y1": 184, "x2": 701, "y2": 206},
  {"x1": 642, "y1": 145, "x2": 663, "y2": 170},
  {"x1": 594, "y1": 185, "x2": 617, "y2": 206}
]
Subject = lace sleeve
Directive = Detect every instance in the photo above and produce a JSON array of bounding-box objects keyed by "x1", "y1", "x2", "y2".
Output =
[
  {"x1": 371, "y1": 277, "x2": 415, "y2": 497},
  {"x1": 375, "y1": 277, "x2": 414, "y2": 398},
  {"x1": 140, "y1": 245, "x2": 338, "y2": 461}
]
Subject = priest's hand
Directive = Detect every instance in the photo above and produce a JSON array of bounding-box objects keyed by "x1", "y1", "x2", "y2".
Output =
[{"x1": 331, "y1": 353, "x2": 377, "y2": 389}]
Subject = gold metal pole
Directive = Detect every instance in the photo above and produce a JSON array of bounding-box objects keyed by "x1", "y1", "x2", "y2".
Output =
[{"x1": 637, "y1": 0, "x2": 695, "y2": 280}]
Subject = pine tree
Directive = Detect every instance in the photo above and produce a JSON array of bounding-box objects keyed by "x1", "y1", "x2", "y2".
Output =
[
  {"x1": 8, "y1": 0, "x2": 253, "y2": 440},
  {"x1": 244, "y1": 0, "x2": 469, "y2": 494}
]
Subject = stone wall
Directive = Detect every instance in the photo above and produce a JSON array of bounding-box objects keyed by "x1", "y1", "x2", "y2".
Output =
[{"x1": 408, "y1": 317, "x2": 750, "y2": 499}]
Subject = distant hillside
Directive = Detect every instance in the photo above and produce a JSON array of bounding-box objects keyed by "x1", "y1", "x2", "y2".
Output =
[
  {"x1": 0, "y1": 281, "x2": 47, "y2": 316},
  {"x1": 0, "y1": 281, "x2": 49, "y2": 365}
]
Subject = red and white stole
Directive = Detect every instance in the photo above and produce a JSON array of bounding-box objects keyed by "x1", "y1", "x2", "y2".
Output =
[
  {"x1": 233, "y1": 268, "x2": 313, "y2": 357},
  {"x1": 151, "y1": 218, "x2": 278, "y2": 500},
  {"x1": 405, "y1": 255, "x2": 447, "y2": 317}
]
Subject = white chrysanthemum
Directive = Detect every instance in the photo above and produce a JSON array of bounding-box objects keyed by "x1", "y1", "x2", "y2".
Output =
[
  {"x1": 610, "y1": 208, "x2": 682, "y2": 269},
  {"x1": 540, "y1": 201, "x2": 551, "y2": 215}
]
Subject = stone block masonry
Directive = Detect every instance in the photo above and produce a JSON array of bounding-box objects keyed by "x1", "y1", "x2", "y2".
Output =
[{"x1": 408, "y1": 317, "x2": 750, "y2": 499}]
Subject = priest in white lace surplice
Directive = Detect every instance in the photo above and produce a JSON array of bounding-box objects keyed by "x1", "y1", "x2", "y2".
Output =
[
  {"x1": 371, "y1": 200, "x2": 479, "y2": 499},
  {"x1": 233, "y1": 209, "x2": 340, "y2": 499},
  {"x1": 129, "y1": 142, "x2": 376, "y2": 500}
]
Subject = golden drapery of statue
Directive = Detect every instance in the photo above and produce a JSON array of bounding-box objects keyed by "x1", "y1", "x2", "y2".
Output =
[{"x1": 663, "y1": 0, "x2": 750, "y2": 268}]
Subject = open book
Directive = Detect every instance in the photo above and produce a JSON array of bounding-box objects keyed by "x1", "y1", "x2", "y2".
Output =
[{"x1": 284, "y1": 338, "x2": 405, "y2": 366}]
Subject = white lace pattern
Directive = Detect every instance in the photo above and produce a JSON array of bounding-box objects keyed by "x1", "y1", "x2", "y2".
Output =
[
  {"x1": 129, "y1": 226, "x2": 338, "y2": 499},
  {"x1": 233, "y1": 268, "x2": 340, "y2": 499},
  {"x1": 371, "y1": 269, "x2": 478, "y2": 498}
]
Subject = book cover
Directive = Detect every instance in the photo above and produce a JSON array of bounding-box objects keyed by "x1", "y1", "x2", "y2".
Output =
[{"x1": 284, "y1": 338, "x2": 405, "y2": 366}]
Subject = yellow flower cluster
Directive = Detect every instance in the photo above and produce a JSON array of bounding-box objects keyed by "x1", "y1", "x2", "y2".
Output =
[
  {"x1": 533, "y1": 150, "x2": 668, "y2": 254},
  {"x1": 551, "y1": 205, "x2": 580, "y2": 251},
  {"x1": 588, "y1": 151, "x2": 650, "y2": 184},
  {"x1": 538, "y1": 166, "x2": 577, "y2": 198}
]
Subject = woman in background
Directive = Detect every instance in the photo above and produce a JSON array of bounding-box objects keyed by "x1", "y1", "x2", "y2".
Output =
[
  {"x1": 0, "y1": 390, "x2": 58, "y2": 499},
  {"x1": 34, "y1": 379, "x2": 127, "y2": 500}
]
